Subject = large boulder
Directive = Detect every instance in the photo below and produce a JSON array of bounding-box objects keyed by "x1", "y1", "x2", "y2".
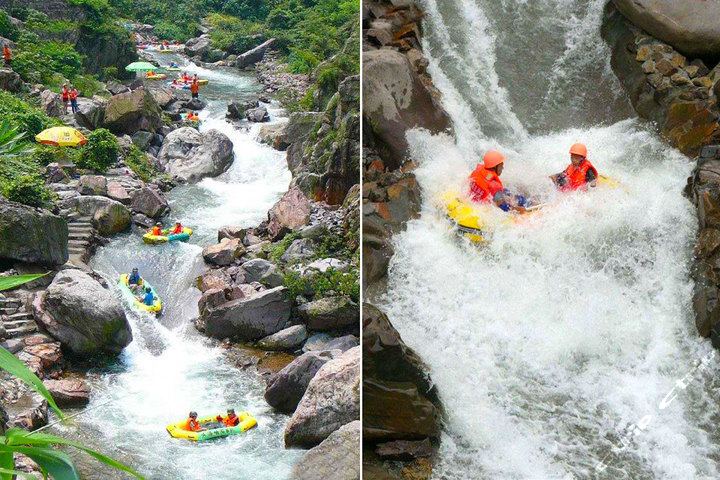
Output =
[
  {"x1": 74, "y1": 196, "x2": 131, "y2": 236},
  {"x1": 298, "y1": 296, "x2": 360, "y2": 331},
  {"x1": 104, "y1": 87, "x2": 162, "y2": 135},
  {"x1": 290, "y1": 421, "x2": 360, "y2": 480},
  {"x1": 363, "y1": 49, "x2": 451, "y2": 169},
  {"x1": 158, "y1": 128, "x2": 234, "y2": 183},
  {"x1": 285, "y1": 112, "x2": 323, "y2": 174},
  {"x1": 258, "y1": 324, "x2": 308, "y2": 351},
  {"x1": 202, "y1": 238, "x2": 246, "y2": 266},
  {"x1": 235, "y1": 38, "x2": 275, "y2": 70},
  {"x1": 77, "y1": 175, "x2": 107, "y2": 196},
  {"x1": 185, "y1": 35, "x2": 212, "y2": 58},
  {"x1": 43, "y1": 379, "x2": 90, "y2": 407},
  {"x1": 0, "y1": 68, "x2": 22, "y2": 93},
  {"x1": 264, "y1": 349, "x2": 341, "y2": 413},
  {"x1": 245, "y1": 106, "x2": 270, "y2": 123},
  {"x1": 145, "y1": 82, "x2": 175, "y2": 109},
  {"x1": 241, "y1": 258, "x2": 284, "y2": 287},
  {"x1": 612, "y1": 0, "x2": 720, "y2": 57},
  {"x1": 267, "y1": 186, "x2": 311, "y2": 240},
  {"x1": 39, "y1": 89, "x2": 62, "y2": 117},
  {"x1": 0, "y1": 200, "x2": 68, "y2": 266},
  {"x1": 257, "y1": 122, "x2": 288, "y2": 150},
  {"x1": 131, "y1": 187, "x2": 169, "y2": 219},
  {"x1": 201, "y1": 286, "x2": 291, "y2": 340},
  {"x1": 31, "y1": 269, "x2": 132, "y2": 355},
  {"x1": 74, "y1": 97, "x2": 106, "y2": 130},
  {"x1": 284, "y1": 346, "x2": 360, "y2": 448}
]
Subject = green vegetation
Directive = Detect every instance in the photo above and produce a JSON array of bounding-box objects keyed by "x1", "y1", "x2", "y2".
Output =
[
  {"x1": 76, "y1": 128, "x2": 119, "y2": 172},
  {"x1": 269, "y1": 232, "x2": 300, "y2": 264},
  {"x1": 0, "y1": 345, "x2": 144, "y2": 479},
  {"x1": 0, "y1": 273, "x2": 48, "y2": 292},
  {"x1": 123, "y1": 144, "x2": 156, "y2": 182},
  {"x1": 284, "y1": 268, "x2": 359, "y2": 303}
]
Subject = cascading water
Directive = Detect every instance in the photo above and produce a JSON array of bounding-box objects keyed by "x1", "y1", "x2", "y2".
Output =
[
  {"x1": 379, "y1": 1, "x2": 720, "y2": 478},
  {"x1": 48, "y1": 51, "x2": 301, "y2": 479}
]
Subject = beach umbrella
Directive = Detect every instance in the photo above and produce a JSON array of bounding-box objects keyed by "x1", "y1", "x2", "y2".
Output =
[
  {"x1": 125, "y1": 61, "x2": 156, "y2": 72},
  {"x1": 35, "y1": 126, "x2": 87, "y2": 147}
]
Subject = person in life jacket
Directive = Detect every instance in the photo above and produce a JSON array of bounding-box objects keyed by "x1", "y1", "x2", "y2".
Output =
[
  {"x1": 127, "y1": 267, "x2": 143, "y2": 294},
  {"x1": 550, "y1": 143, "x2": 598, "y2": 191},
  {"x1": 182, "y1": 411, "x2": 205, "y2": 432},
  {"x1": 3, "y1": 45, "x2": 11, "y2": 67},
  {"x1": 170, "y1": 221, "x2": 183, "y2": 234},
  {"x1": 190, "y1": 79, "x2": 199, "y2": 99},
  {"x1": 69, "y1": 86, "x2": 79, "y2": 114},
  {"x1": 150, "y1": 222, "x2": 163, "y2": 236},
  {"x1": 468, "y1": 150, "x2": 532, "y2": 212},
  {"x1": 215, "y1": 409, "x2": 240, "y2": 427},
  {"x1": 136, "y1": 285, "x2": 154, "y2": 306},
  {"x1": 186, "y1": 111, "x2": 198, "y2": 122},
  {"x1": 61, "y1": 84, "x2": 70, "y2": 115}
]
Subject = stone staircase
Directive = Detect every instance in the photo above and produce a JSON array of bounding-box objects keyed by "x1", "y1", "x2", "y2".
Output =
[
  {"x1": 66, "y1": 216, "x2": 95, "y2": 265},
  {"x1": 0, "y1": 296, "x2": 38, "y2": 339}
]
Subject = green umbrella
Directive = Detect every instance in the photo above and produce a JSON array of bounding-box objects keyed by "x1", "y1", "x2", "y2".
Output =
[{"x1": 125, "y1": 61, "x2": 156, "y2": 72}]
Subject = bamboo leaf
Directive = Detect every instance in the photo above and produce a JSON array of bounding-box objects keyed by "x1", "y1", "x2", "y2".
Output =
[
  {"x1": 0, "y1": 273, "x2": 49, "y2": 292},
  {"x1": 6, "y1": 429, "x2": 144, "y2": 479},
  {"x1": 0, "y1": 466, "x2": 36, "y2": 479},
  {"x1": 0, "y1": 448, "x2": 13, "y2": 480},
  {"x1": 3, "y1": 446, "x2": 80, "y2": 480},
  {"x1": 0, "y1": 347, "x2": 63, "y2": 419}
]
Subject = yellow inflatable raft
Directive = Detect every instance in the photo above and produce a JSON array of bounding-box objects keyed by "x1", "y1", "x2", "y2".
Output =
[
  {"x1": 118, "y1": 274, "x2": 162, "y2": 314},
  {"x1": 166, "y1": 411, "x2": 257, "y2": 442},
  {"x1": 146, "y1": 74, "x2": 167, "y2": 80},
  {"x1": 142, "y1": 227, "x2": 194, "y2": 245}
]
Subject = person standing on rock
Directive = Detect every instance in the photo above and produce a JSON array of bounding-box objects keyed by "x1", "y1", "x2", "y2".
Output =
[
  {"x1": 2, "y1": 44, "x2": 11, "y2": 68},
  {"x1": 190, "y1": 79, "x2": 199, "y2": 100},
  {"x1": 469, "y1": 150, "x2": 532, "y2": 212},
  {"x1": 69, "y1": 86, "x2": 79, "y2": 114},
  {"x1": 61, "y1": 84, "x2": 70, "y2": 115},
  {"x1": 550, "y1": 143, "x2": 598, "y2": 191}
]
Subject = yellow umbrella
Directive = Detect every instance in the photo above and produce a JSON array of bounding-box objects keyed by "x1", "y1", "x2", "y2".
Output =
[{"x1": 35, "y1": 126, "x2": 87, "y2": 147}]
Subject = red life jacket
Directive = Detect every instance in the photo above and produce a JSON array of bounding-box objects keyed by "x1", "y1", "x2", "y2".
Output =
[
  {"x1": 183, "y1": 418, "x2": 200, "y2": 431},
  {"x1": 69, "y1": 89, "x2": 78, "y2": 100},
  {"x1": 3, "y1": 47, "x2": 11, "y2": 60},
  {"x1": 561, "y1": 159, "x2": 598, "y2": 191},
  {"x1": 171, "y1": 225, "x2": 182, "y2": 234},
  {"x1": 151, "y1": 226, "x2": 162, "y2": 236},
  {"x1": 223, "y1": 414, "x2": 239, "y2": 427},
  {"x1": 62, "y1": 87, "x2": 69, "y2": 100},
  {"x1": 469, "y1": 165, "x2": 504, "y2": 203}
]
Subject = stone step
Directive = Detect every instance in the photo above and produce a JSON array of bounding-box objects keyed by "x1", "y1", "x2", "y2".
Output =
[
  {"x1": 3, "y1": 319, "x2": 35, "y2": 329},
  {"x1": 68, "y1": 221, "x2": 92, "y2": 227},
  {"x1": 68, "y1": 239, "x2": 90, "y2": 248},
  {"x1": 68, "y1": 247, "x2": 86, "y2": 254},
  {"x1": 0, "y1": 300, "x2": 21, "y2": 309},
  {"x1": 5, "y1": 324, "x2": 38, "y2": 337},
  {"x1": 68, "y1": 232, "x2": 92, "y2": 240},
  {"x1": 6, "y1": 313, "x2": 32, "y2": 321}
]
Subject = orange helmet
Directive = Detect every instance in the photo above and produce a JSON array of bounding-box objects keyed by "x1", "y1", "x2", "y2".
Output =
[
  {"x1": 569, "y1": 143, "x2": 587, "y2": 158},
  {"x1": 483, "y1": 150, "x2": 505, "y2": 169}
]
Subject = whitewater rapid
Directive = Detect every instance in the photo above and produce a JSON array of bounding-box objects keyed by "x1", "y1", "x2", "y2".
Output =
[
  {"x1": 378, "y1": 1, "x2": 720, "y2": 479},
  {"x1": 49, "y1": 52, "x2": 300, "y2": 479}
]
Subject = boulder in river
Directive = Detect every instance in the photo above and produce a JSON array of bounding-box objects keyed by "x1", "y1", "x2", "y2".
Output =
[
  {"x1": 181, "y1": 98, "x2": 206, "y2": 111},
  {"x1": 32, "y1": 269, "x2": 132, "y2": 355},
  {"x1": 245, "y1": 106, "x2": 270, "y2": 123},
  {"x1": 235, "y1": 38, "x2": 275, "y2": 70},
  {"x1": 257, "y1": 122, "x2": 289, "y2": 150},
  {"x1": 284, "y1": 346, "x2": 360, "y2": 448},
  {"x1": 264, "y1": 349, "x2": 341, "y2": 413},
  {"x1": 131, "y1": 186, "x2": 169, "y2": 219},
  {"x1": 104, "y1": 87, "x2": 162, "y2": 135},
  {"x1": 201, "y1": 286, "x2": 291, "y2": 340},
  {"x1": 43, "y1": 379, "x2": 90, "y2": 407},
  {"x1": 226, "y1": 99, "x2": 258, "y2": 119},
  {"x1": 267, "y1": 186, "x2": 311, "y2": 240},
  {"x1": 612, "y1": 0, "x2": 720, "y2": 57},
  {"x1": 158, "y1": 128, "x2": 234, "y2": 183},
  {"x1": 202, "y1": 238, "x2": 246, "y2": 266},
  {"x1": 289, "y1": 421, "x2": 360, "y2": 480},
  {"x1": 257, "y1": 324, "x2": 308, "y2": 351},
  {"x1": 0, "y1": 199, "x2": 68, "y2": 266}
]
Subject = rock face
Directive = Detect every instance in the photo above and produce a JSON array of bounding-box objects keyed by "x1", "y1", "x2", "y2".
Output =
[
  {"x1": 201, "y1": 286, "x2": 291, "y2": 340},
  {"x1": 0, "y1": 200, "x2": 68, "y2": 266},
  {"x1": 43, "y1": 379, "x2": 90, "y2": 407},
  {"x1": 131, "y1": 187, "x2": 169, "y2": 219},
  {"x1": 32, "y1": 270, "x2": 132, "y2": 355},
  {"x1": 0, "y1": 68, "x2": 22, "y2": 93},
  {"x1": 298, "y1": 296, "x2": 360, "y2": 331},
  {"x1": 40, "y1": 89, "x2": 62, "y2": 117},
  {"x1": 362, "y1": 304, "x2": 440, "y2": 442},
  {"x1": 235, "y1": 38, "x2": 275, "y2": 70},
  {"x1": 363, "y1": 49, "x2": 451, "y2": 170},
  {"x1": 290, "y1": 421, "x2": 360, "y2": 480},
  {"x1": 158, "y1": 128, "x2": 234, "y2": 183},
  {"x1": 264, "y1": 349, "x2": 340, "y2": 413},
  {"x1": 612, "y1": 0, "x2": 720, "y2": 57},
  {"x1": 185, "y1": 35, "x2": 212, "y2": 58},
  {"x1": 285, "y1": 112, "x2": 323, "y2": 179},
  {"x1": 145, "y1": 82, "x2": 175, "y2": 108},
  {"x1": 74, "y1": 97, "x2": 106, "y2": 130},
  {"x1": 267, "y1": 186, "x2": 311, "y2": 240},
  {"x1": 284, "y1": 346, "x2": 360, "y2": 448},
  {"x1": 104, "y1": 87, "x2": 162, "y2": 135},
  {"x1": 202, "y1": 238, "x2": 245, "y2": 266},
  {"x1": 74, "y1": 196, "x2": 131, "y2": 236}
]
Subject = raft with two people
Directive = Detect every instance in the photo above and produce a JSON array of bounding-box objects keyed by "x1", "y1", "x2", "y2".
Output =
[
  {"x1": 118, "y1": 273, "x2": 162, "y2": 314},
  {"x1": 443, "y1": 143, "x2": 622, "y2": 243},
  {"x1": 142, "y1": 223, "x2": 194, "y2": 245},
  {"x1": 167, "y1": 410, "x2": 257, "y2": 442}
]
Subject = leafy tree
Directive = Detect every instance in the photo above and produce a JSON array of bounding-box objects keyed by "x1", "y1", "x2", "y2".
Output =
[{"x1": 76, "y1": 128, "x2": 119, "y2": 172}]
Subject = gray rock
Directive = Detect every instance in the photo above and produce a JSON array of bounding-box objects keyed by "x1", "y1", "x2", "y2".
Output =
[
  {"x1": 303, "y1": 333, "x2": 332, "y2": 352},
  {"x1": 258, "y1": 324, "x2": 308, "y2": 351},
  {"x1": 104, "y1": 87, "x2": 162, "y2": 135},
  {"x1": 264, "y1": 349, "x2": 341, "y2": 413},
  {"x1": 31, "y1": 270, "x2": 132, "y2": 355},
  {"x1": 74, "y1": 97, "x2": 106, "y2": 130},
  {"x1": 0, "y1": 68, "x2": 22, "y2": 93},
  {"x1": 185, "y1": 34, "x2": 212, "y2": 58},
  {"x1": 290, "y1": 421, "x2": 360, "y2": 480},
  {"x1": 202, "y1": 238, "x2": 246, "y2": 266},
  {"x1": 131, "y1": 187, "x2": 169, "y2": 219},
  {"x1": 77, "y1": 175, "x2": 107, "y2": 196},
  {"x1": 45, "y1": 163, "x2": 67, "y2": 183},
  {"x1": 43, "y1": 379, "x2": 90, "y2": 407},
  {"x1": 241, "y1": 258, "x2": 284, "y2": 287},
  {"x1": 196, "y1": 269, "x2": 232, "y2": 292},
  {"x1": 245, "y1": 106, "x2": 270, "y2": 123},
  {"x1": 0, "y1": 200, "x2": 68, "y2": 266},
  {"x1": 285, "y1": 112, "x2": 323, "y2": 174},
  {"x1": 267, "y1": 186, "x2": 311, "y2": 240},
  {"x1": 300, "y1": 258, "x2": 350, "y2": 276},
  {"x1": 257, "y1": 122, "x2": 289, "y2": 150},
  {"x1": 107, "y1": 181, "x2": 131, "y2": 205},
  {"x1": 298, "y1": 296, "x2": 359, "y2": 331},
  {"x1": 218, "y1": 226, "x2": 246, "y2": 242},
  {"x1": 280, "y1": 238, "x2": 316, "y2": 263},
  {"x1": 324, "y1": 335, "x2": 359, "y2": 353},
  {"x1": 181, "y1": 98, "x2": 206, "y2": 111},
  {"x1": 145, "y1": 82, "x2": 175, "y2": 108},
  {"x1": 40, "y1": 89, "x2": 62, "y2": 117},
  {"x1": 158, "y1": 128, "x2": 234, "y2": 183},
  {"x1": 201, "y1": 286, "x2": 291, "y2": 340},
  {"x1": 235, "y1": 38, "x2": 275, "y2": 69},
  {"x1": 74, "y1": 196, "x2": 131, "y2": 236},
  {"x1": 284, "y1": 346, "x2": 360, "y2": 447},
  {"x1": 106, "y1": 80, "x2": 130, "y2": 96},
  {"x1": 131, "y1": 130, "x2": 155, "y2": 151}
]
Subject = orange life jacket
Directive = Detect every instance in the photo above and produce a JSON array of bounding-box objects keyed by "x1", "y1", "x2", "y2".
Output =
[
  {"x1": 561, "y1": 159, "x2": 598, "y2": 191},
  {"x1": 3, "y1": 46, "x2": 11, "y2": 60},
  {"x1": 69, "y1": 89, "x2": 78, "y2": 100},
  {"x1": 469, "y1": 165, "x2": 504, "y2": 203},
  {"x1": 182, "y1": 418, "x2": 200, "y2": 431},
  {"x1": 222, "y1": 414, "x2": 239, "y2": 427},
  {"x1": 190, "y1": 82, "x2": 199, "y2": 94},
  {"x1": 171, "y1": 225, "x2": 182, "y2": 234},
  {"x1": 151, "y1": 226, "x2": 162, "y2": 236}
]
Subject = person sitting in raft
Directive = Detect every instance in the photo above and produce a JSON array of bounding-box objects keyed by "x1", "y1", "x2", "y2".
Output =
[
  {"x1": 469, "y1": 150, "x2": 532, "y2": 213},
  {"x1": 169, "y1": 221, "x2": 183, "y2": 234},
  {"x1": 186, "y1": 111, "x2": 199, "y2": 122},
  {"x1": 181, "y1": 72, "x2": 190, "y2": 82},
  {"x1": 182, "y1": 411, "x2": 205, "y2": 432},
  {"x1": 149, "y1": 222, "x2": 163, "y2": 236},
  {"x1": 215, "y1": 409, "x2": 240, "y2": 427},
  {"x1": 136, "y1": 285, "x2": 154, "y2": 306},
  {"x1": 550, "y1": 143, "x2": 598, "y2": 191},
  {"x1": 146, "y1": 70, "x2": 155, "y2": 78},
  {"x1": 170, "y1": 62, "x2": 179, "y2": 68},
  {"x1": 127, "y1": 267, "x2": 143, "y2": 294}
]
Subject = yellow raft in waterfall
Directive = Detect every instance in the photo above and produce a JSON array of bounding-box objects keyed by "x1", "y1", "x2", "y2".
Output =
[
  {"x1": 443, "y1": 176, "x2": 621, "y2": 243},
  {"x1": 142, "y1": 227, "x2": 194, "y2": 245},
  {"x1": 167, "y1": 411, "x2": 257, "y2": 442},
  {"x1": 118, "y1": 274, "x2": 162, "y2": 314}
]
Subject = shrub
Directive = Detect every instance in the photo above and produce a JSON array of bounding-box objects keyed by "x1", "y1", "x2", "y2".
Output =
[
  {"x1": 269, "y1": 232, "x2": 300, "y2": 264},
  {"x1": 0, "y1": 92, "x2": 56, "y2": 137},
  {"x1": 284, "y1": 268, "x2": 359, "y2": 303},
  {"x1": 76, "y1": 128, "x2": 119, "y2": 172},
  {"x1": 123, "y1": 144, "x2": 154, "y2": 182},
  {"x1": 0, "y1": 9, "x2": 18, "y2": 41},
  {"x1": 3, "y1": 174, "x2": 53, "y2": 208}
]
